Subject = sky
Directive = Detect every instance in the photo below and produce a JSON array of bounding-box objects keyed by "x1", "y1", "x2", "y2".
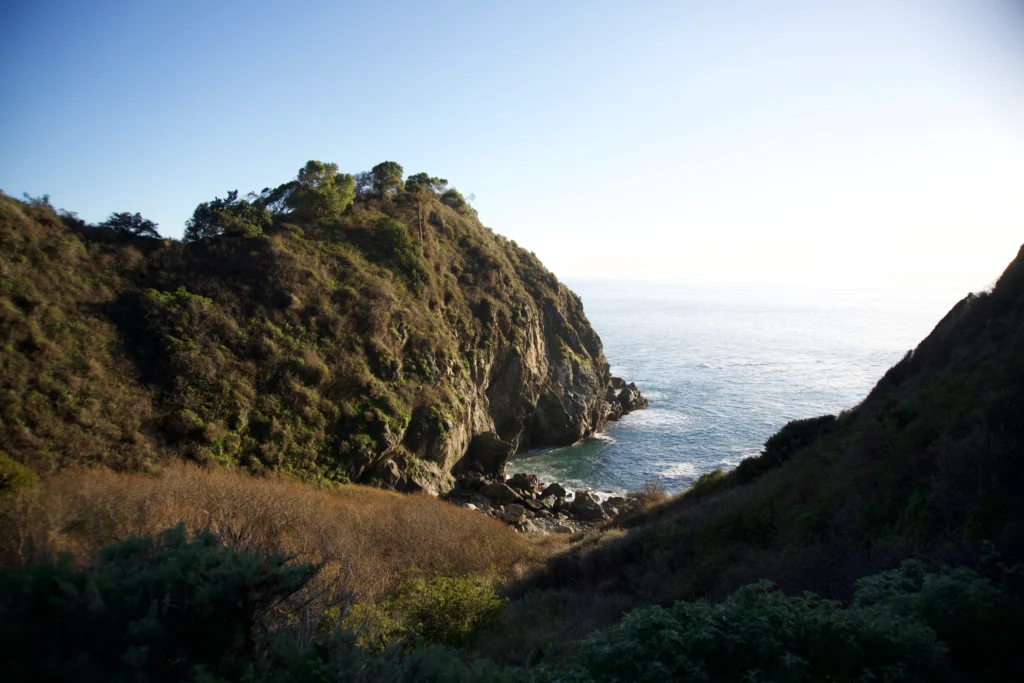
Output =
[{"x1": 2, "y1": 0, "x2": 1023, "y2": 292}]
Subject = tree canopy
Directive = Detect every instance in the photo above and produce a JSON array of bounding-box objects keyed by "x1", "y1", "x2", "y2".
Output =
[
  {"x1": 370, "y1": 161, "x2": 404, "y2": 196},
  {"x1": 286, "y1": 160, "x2": 355, "y2": 222},
  {"x1": 99, "y1": 212, "x2": 160, "y2": 238},
  {"x1": 184, "y1": 191, "x2": 271, "y2": 242}
]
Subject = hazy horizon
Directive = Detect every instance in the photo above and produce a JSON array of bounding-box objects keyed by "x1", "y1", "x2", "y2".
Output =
[{"x1": 2, "y1": 0, "x2": 1022, "y2": 294}]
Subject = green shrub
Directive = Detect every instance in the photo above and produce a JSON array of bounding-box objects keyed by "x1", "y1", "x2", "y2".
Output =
[
  {"x1": 0, "y1": 525, "x2": 316, "y2": 683},
  {"x1": 0, "y1": 451, "x2": 37, "y2": 492},
  {"x1": 557, "y1": 580, "x2": 949, "y2": 682},
  {"x1": 350, "y1": 574, "x2": 508, "y2": 650},
  {"x1": 853, "y1": 560, "x2": 1024, "y2": 678}
]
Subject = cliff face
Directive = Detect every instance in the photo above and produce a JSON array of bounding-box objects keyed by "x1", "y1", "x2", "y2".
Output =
[{"x1": 0, "y1": 178, "x2": 645, "y2": 493}]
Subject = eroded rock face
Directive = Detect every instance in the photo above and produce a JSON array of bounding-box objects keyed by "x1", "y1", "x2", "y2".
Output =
[{"x1": 371, "y1": 275, "x2": 647, "y2": 495}]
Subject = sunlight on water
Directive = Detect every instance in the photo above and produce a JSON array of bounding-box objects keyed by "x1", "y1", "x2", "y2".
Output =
[{"x1": 512, "y1": 280, "x2": 967, "y2": 494}]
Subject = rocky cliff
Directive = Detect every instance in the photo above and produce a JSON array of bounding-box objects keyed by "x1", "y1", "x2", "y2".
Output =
[{"x1": 0, "y1": 166, "x2": 646, "y2": 493}]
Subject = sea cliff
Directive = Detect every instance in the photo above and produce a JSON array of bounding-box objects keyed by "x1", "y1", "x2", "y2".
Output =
[{"x1": 0, "y1": 165, "x2": 646, "y2": 493}]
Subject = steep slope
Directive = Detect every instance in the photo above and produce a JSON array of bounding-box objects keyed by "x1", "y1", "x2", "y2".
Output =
[
  {"x1": 0, "y1": 168, "x2": 644, "y2": 492},
  {"x1": 529, "y1": 244, "x2": 1024, "y2": 603}
]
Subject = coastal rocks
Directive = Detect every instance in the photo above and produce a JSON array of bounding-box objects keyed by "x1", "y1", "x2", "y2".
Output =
[
  {"x1": 503, "y1": 503, "x2": 526, "y2": 523},
  {"x1": 507, "y1": 472, "x2": 542, "y2": 494},
  {"x1": 617, "y1": 382, "x2": 649, "y2": 413},
  {"x1": 370, "y1": 453, "x2": 454, "y2": 496},
  {"x1": 570, "y1": 490, "x2": 608, "y2": 521},
  {"x1": 481, "y1": 481, "x2": 519, "y2": 504},
  {"x1": 448, "y1": 471, "x2": 632, "y2": 533},
  {"x1": 540, "y1": 482, "x2": 566, "y2": 499}
]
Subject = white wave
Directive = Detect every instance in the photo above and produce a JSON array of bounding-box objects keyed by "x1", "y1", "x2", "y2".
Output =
[{"x1": 655, "y1": 461, "x2": 698, "y2": 478}]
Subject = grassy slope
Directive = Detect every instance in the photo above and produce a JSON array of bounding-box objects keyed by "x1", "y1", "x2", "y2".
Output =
[
  {"x1": 523, "y1": 244, "x2": 1024, "y2": 607},
  {"x1": 0, "y1": 188, "x2": 605, "y2": 485},
  {"x1": 1, "y1": 463, "x2": 557, "y2": 601}
]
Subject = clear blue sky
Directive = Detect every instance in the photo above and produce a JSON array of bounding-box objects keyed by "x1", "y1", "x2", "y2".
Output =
[{"x1": 2, "y1": 0, "x2": 1023, "y2": 291}]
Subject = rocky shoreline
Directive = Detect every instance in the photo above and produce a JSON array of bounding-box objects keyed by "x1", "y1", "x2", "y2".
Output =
[
  {"x1": 447, "y1": 471, "x2": 637, "y2": 534},
  {"x1": 444, "y1": 375, "x2": 649, "y2": 532}
]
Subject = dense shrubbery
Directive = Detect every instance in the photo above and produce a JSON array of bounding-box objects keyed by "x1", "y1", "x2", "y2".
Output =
[
  {"x1": 558, "y1": 560, "x2": 1024, "y2": 682},
  {"x1": 1, "y1": 160, "x2": 601, "y2": 486},
  {"x1": 0, "y1": 525, "x2": 315, "y2": 682},
  {"x1": 3, "y1": 526, "x2": 1019, "y2": 682}
]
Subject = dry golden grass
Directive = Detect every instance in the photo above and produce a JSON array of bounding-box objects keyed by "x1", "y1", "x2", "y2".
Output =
[{"x1": 0, "y1": 463, "x2": 544, "y2": 602}]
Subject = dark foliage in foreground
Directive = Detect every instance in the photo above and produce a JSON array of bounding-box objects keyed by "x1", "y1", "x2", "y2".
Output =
[{"x1": 2, "y1": 529, "x2": 1021, "y2": 682}]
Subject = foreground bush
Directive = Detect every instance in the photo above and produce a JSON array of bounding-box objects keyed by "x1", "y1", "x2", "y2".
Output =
[
  {"x1": 3, "y1": 526, "x2": 1020, "y2": 682},
  {"x1": 348, "y1": 574, "x2": 508, "y2": 651},
  {"x1": 0, "y1": 525, "x2": 315, "y2": 682},
  {"x1": 557, "y1": 561, "x2": 1024, "y2": 682}
]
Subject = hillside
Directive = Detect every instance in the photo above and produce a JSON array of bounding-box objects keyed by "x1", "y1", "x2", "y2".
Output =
[
  {"x1": 0, "y1": 163, "x2": 644, "y2": 492},
  {"x1": 527, "y1": 243, "x2": 1024, "y2": 604}
]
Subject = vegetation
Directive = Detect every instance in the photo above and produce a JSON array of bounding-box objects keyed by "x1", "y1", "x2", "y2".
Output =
[
  {"x1": 0, "y1": 160, "x2": 605, "y2": 486},
  {"x1": 99, "y1": 211, "x2": 161, "y2": 238},
  {"x1": 1, "y1": 166, "x2": 1022, "y2": 680}
]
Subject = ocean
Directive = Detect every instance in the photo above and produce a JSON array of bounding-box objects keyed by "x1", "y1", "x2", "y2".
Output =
[{"x1": 512, "y1": 280, "x2": 970, "y2": 495}]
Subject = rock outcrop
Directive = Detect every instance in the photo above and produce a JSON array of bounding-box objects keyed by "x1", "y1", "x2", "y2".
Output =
[{"x1": 449, "y1": 471, "x2": 640, "y2": 533}]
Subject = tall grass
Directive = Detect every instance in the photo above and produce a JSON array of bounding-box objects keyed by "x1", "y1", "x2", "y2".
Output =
[{"x1": 1, "y1": 464, "x2": 541, "y2": 601}]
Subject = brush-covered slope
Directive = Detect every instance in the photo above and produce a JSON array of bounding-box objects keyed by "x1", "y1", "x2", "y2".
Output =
[
  {"x1": 533, "y1": 244, "x2": 1024, "y2": 602},
  {"x1": 0, "y1": 163, "x2": 640, "y2": 492}
]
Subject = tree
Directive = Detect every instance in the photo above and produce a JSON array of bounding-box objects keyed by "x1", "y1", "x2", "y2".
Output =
[
  {"x1": 286, "y1": 160, "x2": 355, "y2": 222},
  {"x1": 184, "y1": 190, "x2": 271, "y2": 241},
  {"x1": 440, "y1": 189, "x2": 471, "y2": 214},
  {"x1": 370, "y1": 161, "x2": 404, "y2": 197},
  {"x1": 405, "y1": 172, "x2": 448, "y2": 241},
  {"x1": 405, "y1": 173, "x2": 448, "y2": 195},
  {"x1": 99, "y1": 211, "x2": 161, "y2": 238}
]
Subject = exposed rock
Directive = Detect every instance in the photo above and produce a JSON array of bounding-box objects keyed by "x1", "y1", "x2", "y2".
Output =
[
  {"x1": 507, "y1": 472, "x2": 542, "y2": 493},
  {"x1": 470, "y1": 493, "x2": 494, "y2": 508},
  {"x1": 481, "y1": 481, "x2": 518, "y2": 504},
  {"x1": 372, "y1": 458, "x2": 402, "y2": 488},
  {"x1": 616, "y1": 382, "x2": 649, "y2": 414},
  {"x1": 552, "y1": 524, "x2": 574, "y2": 534},
  {"x1": 463, "y1": 432, "x2": 517, "y2": 478},
  {"x1": 570, "y1": 490, "x2": 608, "y2": 521},
  {"x1": 518, "y1": 518, "x2": 538, "y2": 533},
  {"x1": 606, "y1": 495, "x2": 628, "y2": 508},
  {"x1": 521, "y1": 497, "x2": 543, "y2": 512},
  {"x1": 503, "y1": 503, "x2": 526, "y2": 523},
  {"x1": 610, "y1": 377, "x2": 628, "y2": 390},
  {"x1": 540, "y1": 482, "x2": 567, "y2": 499},
  {"x1": 458, "y1": 471, "x2": 485, "y2": 491}
]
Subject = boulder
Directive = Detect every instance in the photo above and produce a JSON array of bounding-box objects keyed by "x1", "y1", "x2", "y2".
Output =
[
  {"x1": 610, "y1": 376, "x2": 628, "y2": 390},
  {"x1": 521, "y1": 497, "x2": 543, "y2": 512},
  {"x1": 470, "y1": 493, "x2": 494, "y2": 509},
  {"x1": 458, "y1": 471, "x2": 485, "y2": 491},
  {"x1": 617, "y1": 382, "x2": 649, "y2": 414},
  {"x1": 481, "y1": 481, "x2": 518, "y2": 505},
  {"x1": 540, "y1": 482, "x2": 567, "y2": 499},
  {"x1": 465, "y1": 432, "x2": 517, "y2": 478},
  {"x1": 507, "y1": 472, "x2": 542, "y2": 493},
  {"x1": 552, "y1": 524, "x2": 574, "y2": 534},
  {"x1": 570, "y1": 490, "x2": 608, "y2": 521},
  {"x1": 606, "y1": 495, "x2": 628, "y2": 508},
  {"x1": 503, "y1": 503, "x2": 526, "y2": 523}
]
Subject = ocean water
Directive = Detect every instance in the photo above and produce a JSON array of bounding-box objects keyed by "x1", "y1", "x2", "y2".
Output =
[{"x1": 512, "y1": 280, "x2": 968, "y2": 495}]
